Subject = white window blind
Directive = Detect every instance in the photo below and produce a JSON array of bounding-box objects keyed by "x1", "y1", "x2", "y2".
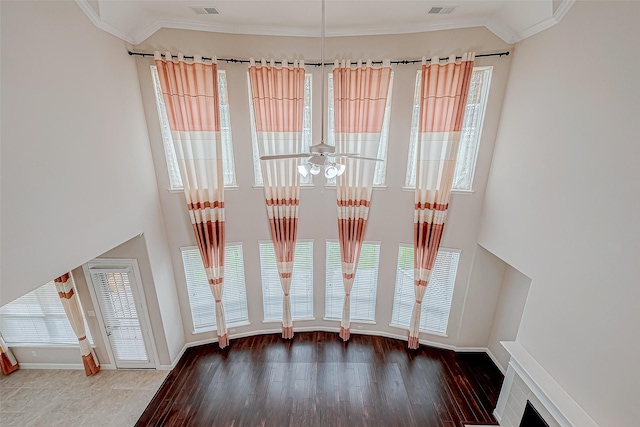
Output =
[
  {"x1": 390, "y1": 245, "x2": 460, "y2": 335},
  {"x1": 249, "y1": 73, "x2": 313, "y2": 187},
  {"x1": 0, "y1": 279, "x2": 93, "y2": 346},
  {"x1": 151, "y1": 66, "x2": 237, "y2": 189},
  {"x1": 89, "y1": 268, "x2": 148, "y2": 362},
  {"x1": 325, "y1": 240, "x2": 380, "y2": 322},
  {"x1": 405, "y1": 67, "x2": 492, "y2": 191},
  {"x1": 259, "y1": 240, "x2": 314, "y2": 322},
  {"x1": 181, "y1": 243, "x2": 249, "y2": 333},
  {"x1": 327, "y1": 72, "x2": 393, "y2": 187}
]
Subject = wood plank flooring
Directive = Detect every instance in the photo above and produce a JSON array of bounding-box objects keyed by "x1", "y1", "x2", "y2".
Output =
[{"x1": 137, "y1": 332, "x2": 504, "y2": 427}]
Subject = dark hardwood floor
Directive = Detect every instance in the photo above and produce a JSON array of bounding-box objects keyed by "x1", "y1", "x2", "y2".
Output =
[{"x1": 137, "y1": 332, "x2": 504, "y2": 427}]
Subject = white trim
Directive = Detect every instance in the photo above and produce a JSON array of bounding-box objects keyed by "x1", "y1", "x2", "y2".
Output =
[
  {"x1": 74, "y1": 0, "x2": 137, "y2": 44},
  {"x1": 175, "y1": 327, "x2": 498, "y2": 359},
  {"x1": 501, "y1": 341, "x2": 598, "y2": 427},
  {"x1": 516, "y1": 0, "x2": 576, "y2": 42},
  {"x1": 485, "y1": 347, "x2": 506, "y2": 375},
  {"x1": 83, "y1": 259, "x2": 160, "y2": 369},
  {"x1": 18, "y1": 362, "x2": 116, "y2": 370}
]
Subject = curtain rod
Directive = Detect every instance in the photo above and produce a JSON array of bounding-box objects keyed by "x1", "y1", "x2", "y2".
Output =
[{"x1": 128, "y1": 50, "x2": 509, "y2": 66}]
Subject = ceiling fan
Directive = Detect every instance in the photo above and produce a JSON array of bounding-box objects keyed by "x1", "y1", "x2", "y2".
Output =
[{"x1": 259, "y1": 0, "x2": 383, "y2": 179}]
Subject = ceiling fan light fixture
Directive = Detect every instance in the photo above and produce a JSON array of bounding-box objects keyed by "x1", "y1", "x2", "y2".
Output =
[
  {"x1": 324, "y1": 164, "x2": 338, "y2": 179},
  {"x1": 310, "y1": 163, "x2": 321, "y2": 175},
  {"x1": 298, "y1": 163, "x2": 311, "y2": 177},
  {"x1": 336, "y1": 163, "x2": 346, "y2": 176}
]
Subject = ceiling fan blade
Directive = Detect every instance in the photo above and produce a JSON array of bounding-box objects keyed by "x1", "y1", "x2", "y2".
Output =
[
  {"x1": 334, "y1": 154, "x2": 384, "y2": 162},
  {"x1": 260, "y1": 153, "x2": 311, "y2": 161},
  {"x1": 329, "y1": 152, "x2": 359, "y2": 157}
]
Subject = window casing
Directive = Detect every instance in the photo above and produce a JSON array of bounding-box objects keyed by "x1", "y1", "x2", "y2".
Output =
[
  {"x1": 0, "y1": 279, "x2": 93, "y2": 346},
  {"x1": 151, "y1": 66, "x2": 237, "y2": 190},
  {"x1": 327, "y1": 72, "x2": 394, "y2": 187},
  {"x1": 390, "y1": 245, "x2": 460, "y2": 335},
  {"x1": 405, "y1": 67, "x2": 492, "y2": 191},
  {"x1": 181, "y1": 243, "x2": 249, "y2": 333},
  {"x1": 325, "y1": 240, "x2": 380, "y2": 322},
  {"x1": 249, "y1": 73, "x2": 313, "y2": 187},
  {"x1": 259, "y1": 240, "x2": 314, "y2": 322}
]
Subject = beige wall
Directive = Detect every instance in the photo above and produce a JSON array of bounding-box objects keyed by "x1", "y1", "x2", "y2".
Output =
[
  {"x1": 0, "y1": 1, "x2": 183, "y2": 365},
  {"x1": 478, "y1": 1, "x2": 640, "y2": 425},
  {"x1": 134, "y1": 26, "x2": 513, "y2": 347}
]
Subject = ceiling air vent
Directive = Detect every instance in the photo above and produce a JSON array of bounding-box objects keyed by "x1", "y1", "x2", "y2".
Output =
[
  {"x1": 428, "y1": 6, "x2": 458, "y2": 14},
  {"x1": 191, "y1": 6, "x2": 219, "y2": 15}
]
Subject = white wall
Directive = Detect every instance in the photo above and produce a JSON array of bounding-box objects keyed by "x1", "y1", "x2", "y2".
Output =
[
  {"x1": 134, "y1": 27, "x2": 513, "y2": 348},
  {"x1": 478, "y1": 2, "x2": 640, "y2": 425},
  {"x1": 457, "y1": 245, "x2": 506, "y2": 348},
  {"x1": 0, "y1": 1, "x2": 183, "y2": 364},
  {"x1": 487, "y1": 263, "x2": 531, "y2": 372}
]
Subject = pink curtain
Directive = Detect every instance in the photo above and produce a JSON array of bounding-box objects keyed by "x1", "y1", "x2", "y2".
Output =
[
  {"x1": 410, "y1": 53, "x2": 474, "y2": 349},
  {"x1": 0, "y1": 332, "x2": 19, "y2": 376},
  {"x1": 248, "y1": 59, "x2": 305, "y2": 339},
  {"x1": 333, "y1": 60, "x2": 392, "y2": 341},
  {"x1": 155, "y1": 52, "x2": 229, "y2": 348},
  {"x1": 54, "y1": 273, "x2": 100, "y2": 376}
]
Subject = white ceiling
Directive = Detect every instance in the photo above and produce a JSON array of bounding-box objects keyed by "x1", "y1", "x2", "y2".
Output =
[{"x1": 76, "y1": 0, "x2": 575, "y2": 45}]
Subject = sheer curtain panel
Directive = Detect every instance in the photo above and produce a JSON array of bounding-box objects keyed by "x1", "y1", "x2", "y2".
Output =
[
  {"x1": 155, "y1": 52, "x2": 229, "y2": 348},
  {"x1": 333, "y1": 59, "x2": 392, "y2": 341},
  {"x1": 410, "y1": 53, "x2": 474, "y2": 349},
  {"x1": 0, "y1": 332, "x2": 19, "y2": 376},
  {"x1": 249, "y1": 59, "x2": 305, "y2": 339},
  {"x1": 54, "y1": 273, "x2": 100, "y2": 376}
]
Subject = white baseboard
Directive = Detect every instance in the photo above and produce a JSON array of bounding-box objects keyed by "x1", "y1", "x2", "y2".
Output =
[
  {"x1": 19, "y1": 363, "x2": 85, "y2": 370},
  {"x1": 166, "y1": 327, "x2": 503, "y2": 372},
  {"x1": 485, "y1": 348, "x2": 506, "y2": 375},
  {"x1": 19, "y1": 362, "x2": 116, "y2": 370},
  {"x1": 493, "y1": 408, "x2": 502, "y2": 423}
]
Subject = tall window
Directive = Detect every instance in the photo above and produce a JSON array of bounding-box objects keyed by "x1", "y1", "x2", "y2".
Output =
[
  {"x1": 151, "y1": 66, "x2": 237, "y2": 190},
  {"x1": 249, "y1": 73, "x2": 313, "y2": 187},
  {"x1": 259, "y1": 240, "x2": 314, "y2": 322},
  {"x1": 327, "y1": 72, "x2": 394, "y2": 187},
  {"x1": 325, "y1": 241, "x2": 380, "y2": 322},
  {"x1": 181, "y1": 243, "x2": 249, "y2": 333},
  {"x1": 390, "y1": 245, "x2": 460, "y2": 335},
  {"x1": 405, "y1": 67, "x2": 492, "y2": 191},
  {"x1": 0, "y1": 279, "x2": 93, "y2": 345}
]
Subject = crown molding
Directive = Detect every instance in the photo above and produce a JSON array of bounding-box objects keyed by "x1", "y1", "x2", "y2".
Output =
[
  {"x1": 76, "y1": 0, "x2": 575, "y2": 46},
  {"x1": 75, "y1": 0, "x2": 136, "y2": 45}
]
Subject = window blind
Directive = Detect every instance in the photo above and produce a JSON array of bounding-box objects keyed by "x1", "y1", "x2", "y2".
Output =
[
  {"x1": 181, "y1": 243, "x2": 249, "y2": 333},
  {"x1": 325, "y1": 240, "x2": 380, "y2": 322},
  {"x1": 391, "y1": 245, "x2": 460, "y2": 335},
  {"x1": 89, "y1": 268, "x2": 148, "y2": 361},
  {"x1": 327, "y1": 72, "x2": 394, "y2": 187},
  {"x1": 259, "y1": 240, "x2": 314, "y2": 322},
  {"x1": 151, "y1": 66, "x2": 237, "y2": 189},
  {"x1": 0, "y1": 280, "x2": 93, "y2": 346},
  {"x1": 249, "y1": 73, "x2": 313, "y2": 187},
  {"x1": 405, "y1": 67, "x2": 492, "y2": 190}
]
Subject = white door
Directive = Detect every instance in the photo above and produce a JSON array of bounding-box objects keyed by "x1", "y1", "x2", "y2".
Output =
[{"x1": 84, "y1": 259, "x2": 157, "y2": 369}]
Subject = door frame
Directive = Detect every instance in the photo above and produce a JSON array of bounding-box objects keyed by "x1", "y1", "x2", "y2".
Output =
[{"x1": 82, "y1": 258, "x2": 159, "y2": 369}]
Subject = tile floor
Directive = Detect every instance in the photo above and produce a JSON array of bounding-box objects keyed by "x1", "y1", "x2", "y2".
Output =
[{"x1": 0, "y1": 368, "x2": 168, "y2": 426}]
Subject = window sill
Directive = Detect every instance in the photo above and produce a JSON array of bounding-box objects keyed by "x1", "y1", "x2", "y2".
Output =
[
  {"x1": 323, "y1": 185, "x2": 387, "y2": 190},
  {"x1": 6, "y1": 343, "x2": 96, "y2": 349},
  {"x1": 402, "y1": 187, "x2": 475, "y2": 195},
  {"x1": 192, "y1": 319, "x2": 251, "y2": 335},
  {"x1": 169, "y1": 185, "x2": 239, "y2": 194},
  {"x1": 388, "y1": 323, "x2": 448, "y2": 337},
  {"x1": 252, "y1": 185, "x2": 315, "y2": 190},
  {"x1": 262, "y1": 317, "x2": 315, "y2": 324},
  {"x1": 323, "y1": 317, "x2": 377, "y2": 325}
]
